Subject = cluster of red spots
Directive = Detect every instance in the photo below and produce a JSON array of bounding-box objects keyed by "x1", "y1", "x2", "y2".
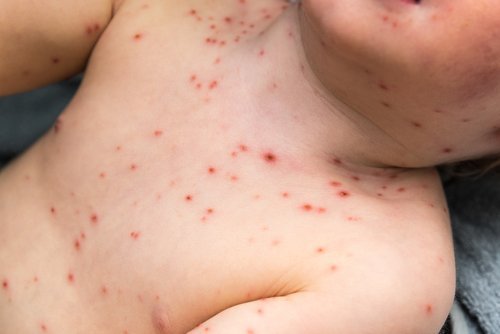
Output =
[
  {"x1": 201, "y1": 208, "x2": 215, "y2": 223},
  {"x1": 133, "y1": 33, "x2": 144, "y2": 41},
  {"x1": 53, "y1": 118, "x2": 63, "y2": 134},
  {"x1": 153, "y1": 130, "x2": 164, "y2": 137},
  {"x1": 85, "y1": 23, "x2": 101, "y2": 36},
  {"x1": 130, "y1": 231, "x2": 141, "y2": 240},
  {"x1": 67, "y1": 272, "x2": 75, "y2": 284},
  {"x1": 380, "y1": 15, "x2": 400, "y2": 29},
  {"x1": 300, "y1": 203, "x2": 327, "y2": 214},
  {"x1": 262, "y1": 152, "x2": 278, "y2": 164},
  {"x1": 208, "y1": 80, "x2": 219, "y2": 90},
  {"x1": 90, "y1": 213, "x2": 99, "y2": 225}
]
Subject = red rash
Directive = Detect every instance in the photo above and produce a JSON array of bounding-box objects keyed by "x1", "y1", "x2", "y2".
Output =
[
  {"x1": 90, "y1": 214, "x2": 99, "y2": 225},
  {"x1": 338, "y1": 191, "x2": 351, "y2": 198},
  {"x1": 67, "y1": 272, "x2": 75, "y2": 283},
  {"x1": 262, "y1": 152, "x2": 277, "y2": 164}
]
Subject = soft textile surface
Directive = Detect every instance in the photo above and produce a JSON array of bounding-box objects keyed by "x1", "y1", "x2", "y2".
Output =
[
  {"x1": 444, "y1": 174, "x2": 500, "y2": 334},
  {"x1": 1, "y1": 80, "x2": 497, "y2": 334}
]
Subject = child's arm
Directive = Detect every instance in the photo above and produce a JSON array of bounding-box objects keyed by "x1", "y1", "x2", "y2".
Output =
[
  {"x1": 187, "y1": 291, "x2": 440, "y2": 334},
  {"x1": 0, "y1": 0, "x2": 116, "y2": 97}
]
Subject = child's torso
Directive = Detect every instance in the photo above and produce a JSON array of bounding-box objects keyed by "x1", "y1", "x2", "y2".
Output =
[{"x1": 0, "y1": 1, "x2": 454, "y2": 333}]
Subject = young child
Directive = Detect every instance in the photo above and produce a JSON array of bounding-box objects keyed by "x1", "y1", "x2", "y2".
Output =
[{"x1": 2, "y1": 0, "x2": 497, "y2": 332}]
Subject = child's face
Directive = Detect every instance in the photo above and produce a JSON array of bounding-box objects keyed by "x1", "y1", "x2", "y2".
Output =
[{"x1": 302, "y1": 0, "x2": 500, "y2": 158}]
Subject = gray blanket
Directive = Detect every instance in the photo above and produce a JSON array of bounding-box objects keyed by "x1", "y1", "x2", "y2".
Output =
[{"x1": 0, "y1": 79, "x2": 498, "y2": 334}]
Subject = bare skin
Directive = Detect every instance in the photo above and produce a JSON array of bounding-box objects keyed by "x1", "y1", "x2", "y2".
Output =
[{"x1": 1, "y1": 0, "x2": 484, "y2": 333}]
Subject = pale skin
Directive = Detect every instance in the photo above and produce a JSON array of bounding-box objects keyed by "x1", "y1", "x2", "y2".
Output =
[{"x1": 2, "y1": 0, "x2": 498, "y2": 333}]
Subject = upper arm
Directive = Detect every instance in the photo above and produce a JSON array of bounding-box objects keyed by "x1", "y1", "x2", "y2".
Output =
[
  {"x1": 0, "y1": 0, "x2": 116, "y2": 97},
  {"x1": 186, "y1": 291, "x2": 447, "y2": 334}
]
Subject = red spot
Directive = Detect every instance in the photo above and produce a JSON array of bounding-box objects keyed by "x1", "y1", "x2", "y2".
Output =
[
  {"x1": 224, "y1": 17, "x2": 233, "y2": 24},
  {"x1": 130, "y1": 164, "x2": 138, "y2": 171},
  {"x1": 40, "y1": 323, "x2": 48, "y2": 332},
  {"x1": 262, "y1": 152, "x2": 277, "y2": 164},
  {"x1": 338, "y1": 191, "x2": 351, "y2": 198},
  {"x1": 411, "y1": 121, "x2": 423, "y2": 128},
  {"x1": 397, "y1": 187, "x2": 406, "y2": 192},
  {"x1": 67, "y1": 272, "x2": 75, "y2": 283},
  {"x1": 51, "y1": 57, "x2": 60, "y2": 64},
  {"x1": 206, "y1": 208, "x2": 214, "y2": 215},
  {"x1": 378, "y1": 82, "x2": 389, "y2": 91},
  {"x1": 317, "y1": 207, "x2": 327, "y2": 214},
  {"x1": 281, "y1": 192, "x2": 290, "y2": 198},
  {"x1": 302, "y1": 204, "x2": 313, "y2": 212},
  {"x1": 101, "y1": 285, "x2": 108, "y2": 295},
  {"x1": 351, "y1": 176, "x2": 361, "y2": 181},
  {"x1": 115, "y1": 145, "x2": 123, "y2": 152},
  {"x1": 316, "y1": 247, "x2": 325, "y2": 254},
  {"x1": 330, "y1": 181, "x2": 342, "y2": 187},
  {"x1": 33, "y1": 276, "x2": 39, "y2": 283},
  {"x1": 90, "y1": 214, "x2": 99, "y2": 225},
  {"x1": 133, "y1": 33, "x2": 143, "y2": 41},
  {"x1": 381, "y1": 101, "x2": 392, "y2": 108},
  {"x1": 209, "y1": 24, "x2": 217, "y2": 30},
  {"x1": 54, "y1": 118, "x2": 63, "y2": 133},
  {"x1": 214, "y1": 57, "x2": 221, "y2": 64},
  {"x1": 50, "y1": 206, "x2": 57, "y2": 215},
  {"x1": 185, "y1": 195, "x2": 193, "y2": 202},
  {"x1": 208, "y1": 80, "x2": 218, "y2": 89},
  {"x1": 239, "y1": 144, "x2": 249, "y2": 152},
  {"x1": 330, "y1": 264, "x2": 338, "y2": 272},
  {"x1": 130, "y1": 231, "x2": 141, "y2": 240},
  {"x1": 442, "y1": 148, "x2": 453, "y2": 154},
  {"x1": 154, "y1": 130, "x2": 163, "y2": 137},
  {"x1": 258, "y1": 49, "x2": 265, "y2": 57},
  {"x1": 74, "y1": 239, "x2": 81, "y2": 251},
  {"x1": 2, "y1": 279, "x2": 8, "y2": 290},
  {"x1": 332, "y1": 158, "x2": 343, "y2": 165},
  {"x1": 208, "y1": 167, "x2": 217, "y2": 174},
  {"x1": 347, "y1": 216, "x2": 361, "y2": 222},
  {"x1": 425, "y1": 304, "x2": 433, "y2": 315},
  {"x1": 190, "y1": 75, "x2": 197, "y2": 82},
  {"x1": 247, "y1": 329, "x2": 255, "y2": 334}
]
